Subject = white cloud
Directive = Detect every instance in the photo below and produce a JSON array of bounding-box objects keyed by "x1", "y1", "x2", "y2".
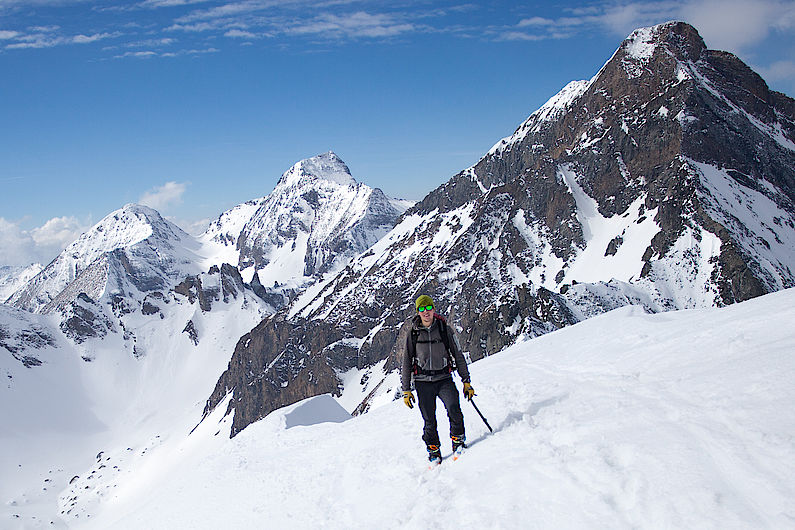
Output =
[
  {"x1": 503, "y1": 0, "x2": 793, "y2": 53},
  {"x1": 175, "y1": 1, "x2": 266, "y2": 24},
  {"x1": 160, "y1": 47, "x2": 218, "y2": 57},
  {"x1": 72, "y1": 32, "x2": 116, "y2": 44},
  {"x1": 5, "y1": 29, "x2": 118, "y2": 49},
  {"x1": 517, "y1": 17, "x2": 556, "y2": 28},
  {"x1": 139, "y1": 0, "x2": 214, "y2": 7},
  {"x1": 115, "y1": 50, "x2": 158, "y2": 58},
  {"x1": 225, "y1": 29, "x2": 258, "y2": 39},
  {"x1": 0, "y1": 218, "x2": 37, "y2": 267},
  {"x1": 755, "y1": 60, "x2": 795, "y2": 83},
  {"x1": 139, "y1": 181, "x2": 188, "y2": 211},
  {"x1": 570, "y1": 0, "x2": 795, "y2": 54},
  {"x1": 0, "y1": 216, "x2": 88, "y2": 267},
  {"x1": 0, "y1": 30, "x2": 20, "y2": 39},
  {"x1": 127, "y1": 37, "x2": 176, "y2": 47},
  {"x1": 499, "y1": 31, "x2": 561, "y2": 42},
  {"x1": 287, "y1": 11, "x2": 415, "y2": 39},
  {"x1": 30, "y1": 216, "x2": 86, "y2": 253},
  {"x1": 679, "y1": 0, "x2": 795, "y2": 52},
  {"x1": 166, "y1": 21, "x2": 221, "y2": 32}
]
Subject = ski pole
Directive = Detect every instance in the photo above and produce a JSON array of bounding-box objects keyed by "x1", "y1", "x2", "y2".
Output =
[{"x1": 468, "y1": 397, "x2": 493, "y2": 433}]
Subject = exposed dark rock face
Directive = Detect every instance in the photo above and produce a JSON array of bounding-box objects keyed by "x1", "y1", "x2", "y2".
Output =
[
  {"x1": 173, "y1": 264, "x2": 280, "y2": 313},
  {"x1": 58, "y1": 293, "x2": 115, "y2": 344},
  {"x1": 204, "y1": 22, "x2": 795, "y2": 437},
  {"x1": 206, "y1": 315, "x2": 342, "y2": 437},
  {"x1": 182, "y1": 320, "x2": 199, "y2": 346},
  {"x1": 249, "y1": 272, "x2": 290, "y2": 309},
  {"x1": 173, "y1": 276, "x2": 216, "y2": 312}
]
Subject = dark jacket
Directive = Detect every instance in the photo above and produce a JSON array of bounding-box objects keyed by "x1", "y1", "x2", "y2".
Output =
[{"x1": 401, "y1": 314, "x2": 470, "y2": 391}]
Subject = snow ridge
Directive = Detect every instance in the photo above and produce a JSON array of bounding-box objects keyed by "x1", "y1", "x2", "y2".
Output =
[
  {"x1": 8, "y1": 204, "x2": 201, "y2": 313},
  {"x1": 487, "y1": 79, "x2": 591, "y2": 157}
]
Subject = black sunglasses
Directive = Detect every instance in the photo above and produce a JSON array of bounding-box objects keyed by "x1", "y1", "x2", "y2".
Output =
[{"x1": 417, "y1": 305, "x2": 434, "y2": 312}]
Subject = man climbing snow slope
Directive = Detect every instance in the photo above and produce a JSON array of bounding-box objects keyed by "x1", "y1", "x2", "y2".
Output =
[{"x1": 402, "y1": 294, "x2": 475, "y2": 464}]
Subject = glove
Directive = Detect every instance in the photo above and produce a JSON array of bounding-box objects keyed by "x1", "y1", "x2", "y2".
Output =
[
  {"x1": 462, "y1": 382, "x2": 475, "y2": 401},
  {"x1": 403, "y1": 391, "x2": 415, "y2": 409}
]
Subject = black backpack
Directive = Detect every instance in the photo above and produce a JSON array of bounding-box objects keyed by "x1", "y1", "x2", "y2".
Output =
[{"x1": 410, "y1": 314, "x2": 455, "y2": 375}]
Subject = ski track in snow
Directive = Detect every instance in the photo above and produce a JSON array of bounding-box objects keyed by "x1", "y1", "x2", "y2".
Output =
[{"x1": 3, "y1": 289, "x2": 789, "y2": 529}]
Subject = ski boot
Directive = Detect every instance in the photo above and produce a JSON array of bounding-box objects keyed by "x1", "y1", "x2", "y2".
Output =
[
  {"x1": 427, "y1": 444, "x2": 442, "y2": 467},
  {"x1": 451, "y1": 435, "x2": 466, "y2": 460}
]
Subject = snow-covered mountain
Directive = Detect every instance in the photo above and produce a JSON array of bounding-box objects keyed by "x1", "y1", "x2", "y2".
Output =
[
  {"x1": 203, "y1": 22, "x2": 795, "y2": 437},
  {"x1": 7, "y1": 204, "x2": 203, "y2": 314},
  {"x1": 200, "y1": 151, "x2": 411, "y2": 288},
  {"x1": 0, "y1": 266, "x2": 276, "y2": 528},
  {"x1": 4, "y1": 152, "x2": 411, "y2": 357},
  {"x1": 3, "y1": 286, "x2": 794, "y2": 527}
]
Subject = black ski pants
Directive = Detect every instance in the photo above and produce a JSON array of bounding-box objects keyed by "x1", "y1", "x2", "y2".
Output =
[{"x1": 415, "y1": 377, "x2": 464, "y2": 447}]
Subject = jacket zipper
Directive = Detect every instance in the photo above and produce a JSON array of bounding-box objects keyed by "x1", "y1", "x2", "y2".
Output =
[{"x1": 426, "y1": 326, "x2": 433, "y2": 371}]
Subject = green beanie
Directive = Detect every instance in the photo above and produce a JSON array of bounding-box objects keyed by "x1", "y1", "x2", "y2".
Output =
[{"x1": 415, "y1": 294, "x2": 434, "y2": 311}]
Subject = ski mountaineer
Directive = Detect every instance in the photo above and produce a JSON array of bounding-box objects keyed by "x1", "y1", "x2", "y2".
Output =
[{"x1": 401, "y1": 294, "x2": 475, "y2": 464}]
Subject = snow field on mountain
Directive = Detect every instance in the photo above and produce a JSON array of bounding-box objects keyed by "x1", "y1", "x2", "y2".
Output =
[
  {"x1": 197, "y1": 199, "x2": 265, "y2": 272},
  {"x1": 8, "y1": 205, "x2": 204, "y2": 313},
  {"x1": 78, "y1": 288, "x2": 795, "y2": 529},
  {"x1": 292, "y1": 203, "x2": 478, "y2": 321},
  {"x1": 557, "y1": 165, "x2": 661, "y2": 287},
  {"x1": 1, "y1": 285, "x2": 273, "y2": 528},
  {"x1": 202, "y1": 152, "x2": 411, "y2": 290}
]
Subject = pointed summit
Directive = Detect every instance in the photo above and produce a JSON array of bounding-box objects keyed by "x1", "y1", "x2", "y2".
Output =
[
  {"x1": 276, "y1": 151, "x2": 356, "y2": 189},
  {"x1": 8, "y1": 203, "x2": 200, "y2": 313},
  {"x1": 620, "y1": 21, "x2": 706, "y2": 63},
  {"x1": 200, "y1": 151, "x2": 411, "y2": 288}
]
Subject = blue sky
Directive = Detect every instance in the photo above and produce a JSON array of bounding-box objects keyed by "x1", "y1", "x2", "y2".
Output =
[{"x1": 1, "y1": 0, "x2": 794, "y2": 267}]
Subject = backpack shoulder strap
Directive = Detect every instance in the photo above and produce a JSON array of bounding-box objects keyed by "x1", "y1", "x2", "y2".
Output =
[
  {"x1": 434, "y1": 314, "x2": 450, "y2": 353},
  {"x1": 434, "y1": 314, "x2": 456, "y2": 369},
  {"x1": 410, "y1": 327, "x2": 419, "y2": 352}
]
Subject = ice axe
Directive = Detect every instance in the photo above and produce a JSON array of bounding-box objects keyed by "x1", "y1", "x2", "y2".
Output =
[{"x1": 468, "y1": 397, "x2": 493, "y2": 433}]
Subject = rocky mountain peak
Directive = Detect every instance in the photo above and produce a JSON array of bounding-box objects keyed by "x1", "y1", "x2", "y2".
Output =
[
  {"x1": 620, "y1": 21, "x2": 706, "y2": 64},
  {"x1": 275, "y1": 151, "x2": 356, "y2": 190},
  {"x1": 200, "y1": 151, "x2": 410, "y2": 286}
]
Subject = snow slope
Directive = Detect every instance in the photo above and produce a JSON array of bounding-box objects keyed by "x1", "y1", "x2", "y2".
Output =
[
  {"x1": 1, "y1": 282, "x2": 272, "y2": 529},
  {"x1": 0, "y1": 265, "x2": 43, "y2": 303},
  {"x1": 19, "y1": 287, "x2": 790, "y2": 529}
]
